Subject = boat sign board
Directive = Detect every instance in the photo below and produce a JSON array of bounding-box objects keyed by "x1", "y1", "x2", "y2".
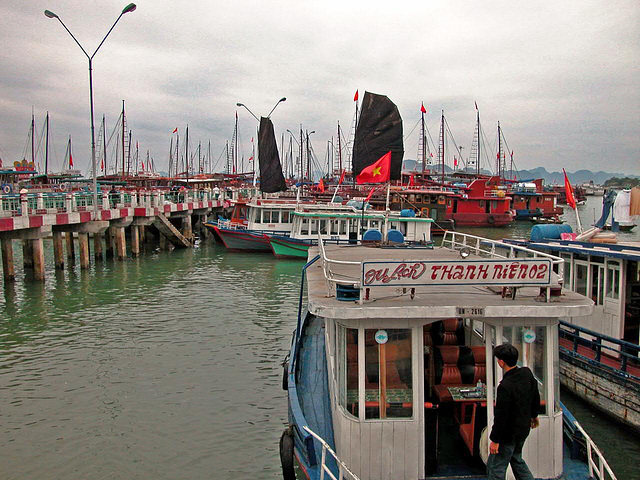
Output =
[{"x1": 361, "y1": 259, "x2": 553, "y2": 287}]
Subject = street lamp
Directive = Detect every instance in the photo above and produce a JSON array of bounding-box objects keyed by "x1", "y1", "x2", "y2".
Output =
[
  {"x1": 236, "y1": 103, "x2": 259, "y2": 122},
  {"x1": 267, "y1": 97, "x2": 287, "y2": 118},
  {"x1": 45, "y1": 3, "x2": 137, "y2": 219}
]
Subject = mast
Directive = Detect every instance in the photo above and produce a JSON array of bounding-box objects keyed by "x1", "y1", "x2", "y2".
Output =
[
  {"x1": 497, "y1": 121, "x2": 502, "y2": 180},
  {"x1": 337, "y1": 122, "x2": 342, "y2": 173},
  {"x1": 175, "y1": 132, "x2": 180, "y2": 178},
  {"x1": 234, "y1": 112, "x2": 238, "y2": 175},
  {"x1": 121, "y1": 101, "x2": 126, "y2": 180},
  {"x1": 31, "y1": 109, "x2": 35, "y2": 166},
  {"x1": 440, "y1": 110, "x2": 445, "y2": 189},
  {"x1": 207, "y1": 140, "x2": 211, "y2": 174},
  {"x1": 299, "y1": 126, "x2": 304, "y2": 182},
  {"x1": 421, "y1": 104, "x2": 426, "y2": 173},
  {"x1": 45, "y1": 112, "x2": 50, "y2": 174},
  {"x1": 102, "y1": 115, "x2": 107, "y2": 176},
  {"x1": 169, "y1": 138, "x2": 173, "y2": 177},
  {"x1": 476, "y1": 107, "x2": 481, "y2": 176},
  {"x1": 185, "y1": 125, "x2": 189, "y2": 181},
  {"x1": 126, "y1": 130, "x2": 132, "y2": 177},
  {"x1": 198, "y1": 141, "x2": 202, "y2": 174},
  {"x1": 225, "y1": 142, "x2": 229, "y2": 174}
]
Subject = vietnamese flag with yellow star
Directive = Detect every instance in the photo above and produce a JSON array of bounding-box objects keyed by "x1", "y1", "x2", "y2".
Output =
[{"x1": 356, "y1": 151, "x2": 391, "y2": 184}]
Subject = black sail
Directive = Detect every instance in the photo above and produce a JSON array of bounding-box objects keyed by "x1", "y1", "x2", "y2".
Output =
[
  {"x1": 258, "y1": 117, "x2": 287, "y2": 193},
  {"x1": 353, "y1": 91, "x2": 404, "y2": 180}
]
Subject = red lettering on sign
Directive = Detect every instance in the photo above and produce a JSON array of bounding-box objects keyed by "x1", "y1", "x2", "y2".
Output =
[{"x1": 537, "y1": 263, "x2": 548, "y2": 279}]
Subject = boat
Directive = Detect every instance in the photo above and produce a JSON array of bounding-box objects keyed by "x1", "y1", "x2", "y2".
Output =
[
  {"x1": 280, "y1": 231, "x2": 614, "y2": 480},
  {"x1": 505, "y1": 225, "x2": 640, "y2": 433},
  {"x1": 510, "y1": 180, "x2": 562, "y2": 220},
  {"x1": 207, "y1": 115, "x2": 290, "y2": 252},
  {"x1": 268, "y1": 204, "x2": 433, "y2": 259}
]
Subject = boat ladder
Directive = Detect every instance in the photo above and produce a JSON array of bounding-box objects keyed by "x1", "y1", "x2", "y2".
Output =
[
  {"x1": 572, "y1": 420, "x2": 617, "y2": 480},
  {"x1": 303, "y1": 426, "x2": 361, "y2": 480}
]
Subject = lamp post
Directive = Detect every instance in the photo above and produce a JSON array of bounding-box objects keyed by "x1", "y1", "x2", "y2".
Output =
[
  {"x1": 237, "y1": 97, "x2": 287, "y2": 123},
  {"x1": 45, "y1": 4, "x2": 137, "y2": 219},
  {"x1": 267, "y1": 97, "x2": 287, "y2": 118}
]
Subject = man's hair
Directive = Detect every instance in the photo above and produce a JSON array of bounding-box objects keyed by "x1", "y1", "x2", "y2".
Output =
[{"x1": 493, "y1": 343, "x2": 519, "y2": 367}]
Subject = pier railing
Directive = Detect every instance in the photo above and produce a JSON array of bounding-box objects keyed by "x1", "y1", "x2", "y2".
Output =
[{"x1": 0, "y1": 189, "x2": 216, "y2": 218}]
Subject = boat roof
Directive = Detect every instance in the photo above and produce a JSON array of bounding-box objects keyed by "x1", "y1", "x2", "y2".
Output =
[
  {"x1": 305, "y1": 242, "x2": 592, "y2": 321},
  {"x1": 506, "y1": 238, "x2": 640, "y2": 262},
  {"x1": 293, "y1": 210, "x2": 434, "y2": 221}
]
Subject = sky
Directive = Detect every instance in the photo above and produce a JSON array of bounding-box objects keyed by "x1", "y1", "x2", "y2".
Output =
[{"x1": 0, "y1": 0, "x2": 638, "y2": 178}]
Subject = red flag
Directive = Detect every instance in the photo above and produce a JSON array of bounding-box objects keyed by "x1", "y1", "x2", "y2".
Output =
[
  {"x1": 69, "y1": 153, "x2": 73, "y2": 168},
  {"x1": 420, "y1": 103, "x2": 426, "y2": 114},
  {"x1": 563, "y1": 169, "x2": 576, "y2": 210},
  {"x1": 141, "y1": 158, "x2": 145, "y2": 171},
  {"x1": 409, "y1": 173, "x2": 415, "y2": 187},
  {"x1": 100, "y1": 158, "x2": 104, "y2": 171},
  {"x1": 364, "y1": 187, "x2": 376, "y2": 203},
  {"x1": 453, "y1": 157, "x2": 458, "y2": 167},
  {"x1": 172, "y1": 127, "x2": 178, "y2": 133},
  {"x1": 248, "y1": 155, "x2": 253, "y2": 162},
  {"x1": 338, "y1": 169, "x2": 346, "y2": 185},
  {"x1": 354, "y1": 90, "x2": 359, "y2": 102},
  {"x1": 356, "y1": 151, "x2": 391, "y2": 184},
  {"x1": 318, "y1": 178, "x2": 325, "y2": 193}
]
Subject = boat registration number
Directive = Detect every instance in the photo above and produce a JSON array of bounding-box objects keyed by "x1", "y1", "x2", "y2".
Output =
[{"x1": 456, "y1": 307, "x2": 484, "y2": 317}]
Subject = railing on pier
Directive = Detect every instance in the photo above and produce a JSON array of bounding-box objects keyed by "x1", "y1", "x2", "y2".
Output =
[
  {"x1": 559, "y1": 320, "x2": 640, "y2": 380},
  {"x1": 0, "y1": 189, "x2": 217, "y2": 218},
  {"x1": 303, "y1": 426, "x2": 361, "y2": 480}
]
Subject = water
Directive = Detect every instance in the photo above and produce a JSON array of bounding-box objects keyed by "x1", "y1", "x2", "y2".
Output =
[{"x1": 0, "y1": 198, "x2": 638, "y2": 479}]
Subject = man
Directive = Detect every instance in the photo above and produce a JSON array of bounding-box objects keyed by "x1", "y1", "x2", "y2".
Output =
[{"x1": 488, "y1": 343, "x2": 540, "y2": 480}]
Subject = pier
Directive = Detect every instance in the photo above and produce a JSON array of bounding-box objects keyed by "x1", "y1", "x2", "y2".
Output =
[{"x1": 0, "y1": 188, "x2": 225, "y2": 284}]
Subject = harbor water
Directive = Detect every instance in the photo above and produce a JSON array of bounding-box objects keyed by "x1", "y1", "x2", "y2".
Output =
[{"x1": 1, "y1": 196, "x2": 638, "y2": 479}]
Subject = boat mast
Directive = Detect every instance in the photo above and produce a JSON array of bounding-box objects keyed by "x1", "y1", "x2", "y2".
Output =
[
  {"x1": 185, "y1": 125, "x2": 190, "y2": 181},
  {"x1": 440, "y1": 110, "x2": 445, "y2": 189},
  {"x1": 121, "y1": 100, "x2": 126, "y2": 180},
  {"x1": 175, "y1": 132, "x2": 179, "y2": 178},
  {"x1": 198, "y1": 141, "x2": 202, "y2": 174},
  {"x1": 45, "y1": 111, "x2": 49, "y2": 174},
  {"x1": 126, "y1": 130, "x2": 132, "y2": 177},
  {"x1": 168, "y1": 138, "x2": 173, "y2": 177},
  {"x1": 497, "y1": 121, "x2": 502, "y2": 180},
  {"x1": 337, "y1": 122, "x2": 342, "y2": 174},
  {"x1": 299, "y1": 126, "x2": 304, "y2": 182},
  {"x1": 421, "y1": 104, "x2": 426, "y2": 173},
  {"x1": 234, "y1": 112, "x2": 238, "y2": 175},
  {"x1": 476, "y1": 107, "x2": 481, "y2": 176},
  {"x1": 102, "y1": 115, "x2": 107, "y2": 176},
  {"x1": 207, "y1": 140, "x2": 211, "y2": 174}
]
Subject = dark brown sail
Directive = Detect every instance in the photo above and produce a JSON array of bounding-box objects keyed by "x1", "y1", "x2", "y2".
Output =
[
  {"x1": 353, "y1": 91, "x2": 404, "y2": 180},
  {"x1": 258, "y1": 117, "x2": 287, "y2": 193}
]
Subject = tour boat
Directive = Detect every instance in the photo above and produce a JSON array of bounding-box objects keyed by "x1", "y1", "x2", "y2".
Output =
[
  {"x1": 445, "y1": 177, "x2": 514, "y2": 227},
  {"x1": 505, "y1": 230, "x2": 640, "y2": 433},
  {"x1": 280, "y1": 232, "x2": 614, "y2": 480},
  {"x1": 268, "y1": 206, "x2": 433, "y2": 259},
  {"x1": 509, "y1": 180, "x2": 563, "y2": 220}
]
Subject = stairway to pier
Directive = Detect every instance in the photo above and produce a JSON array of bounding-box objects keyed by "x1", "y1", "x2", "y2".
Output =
[{"x1": 153, "y1": 213, "x2": 193, "y2": 248}]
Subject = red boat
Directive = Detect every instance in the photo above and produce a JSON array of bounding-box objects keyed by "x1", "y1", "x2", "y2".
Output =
[
  {"x1": 509, "y1": 179, "x2": 562, "y2": 220},
  {"x1": 445, "y1": 176, "x2": 514, "y2": 226}
]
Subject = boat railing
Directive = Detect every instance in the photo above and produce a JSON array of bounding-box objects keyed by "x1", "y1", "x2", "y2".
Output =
[
  {"x1": 559, "y1": 320, "x2": 640, "y2": 379},
  {"x1": 442, "y1": 231, "x2": 564, "y2": 280},
  {"x1": 303, "y1": 426, "x2": 361, "y2": 480},
  {"x1": 318, "y1": 235, "x2": 361, "y2": 297}
]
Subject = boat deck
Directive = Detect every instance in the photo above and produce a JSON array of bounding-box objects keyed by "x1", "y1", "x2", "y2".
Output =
[{"x1": 306, "y1": 244, "x2": 593, "y2": 321}]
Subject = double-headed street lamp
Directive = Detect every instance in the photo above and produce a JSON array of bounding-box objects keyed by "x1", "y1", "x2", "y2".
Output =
[
  {"x1": 45, "y1": 4, "x2": 137, "y2": 218},
  {"x1": 236, "y1": 97, "x2": 287, "y2": 123}
]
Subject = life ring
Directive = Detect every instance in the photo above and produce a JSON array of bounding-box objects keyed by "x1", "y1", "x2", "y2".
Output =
[
  {"x1": 437, "y1": 195, "x2": 445, "y2": 203},
  {"x1": 282, "y1": 360, "x2": 289, "y2": 391},
  {"x1": 279, "y1": 427, "x2": 296, "y2": 480},
  {"x1": 487, "y1": 215, "x2": 495, "y2": 225},
  {"x1": 1, "y1": 184, "x2": 11, "y2": 194},
  {"x1": 59, "y1": 183, "x2": 67, "y2": 192}
]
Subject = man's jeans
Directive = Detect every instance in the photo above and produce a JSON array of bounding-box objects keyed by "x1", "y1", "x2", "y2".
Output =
[{"x1": 487, "y1": 436, "x2": 534, "y2": 480}]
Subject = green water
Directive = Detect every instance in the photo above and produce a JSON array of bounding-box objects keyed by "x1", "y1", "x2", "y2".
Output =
[{"x1": 0, "y1": 197, "x2": 638, "y2": 479}]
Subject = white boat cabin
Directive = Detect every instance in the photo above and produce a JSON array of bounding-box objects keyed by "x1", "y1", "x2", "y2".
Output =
[
  {"x1": 290, "y1": 208, "x2": 433, "y2": 244},
  {"x1": 507, "y1": 238, "x2": 640, "y2": 353},
  {"x1": 305, "y1": 232, "x2": 593, "y2": 480}
]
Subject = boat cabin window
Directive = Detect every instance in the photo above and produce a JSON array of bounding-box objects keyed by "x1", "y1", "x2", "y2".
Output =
[
  {"x1": 301, "y1": 217, "x2": 309, "y2": 235},
  {"x1": 364, "y1": 328, "x2": 412, "y2": 420},
  {"x1": 606, "y1": 261, "x2": 621, "y2": 300},
  {"x1": 591, "y1": 263, "x2": 605, "y2": 305},
  {"x1": 310, "y1": 219, "x2": 318, "y2": 235},
  {"x1": 337, "y1": 326, "x2": 359, "y2": 418},
  {"x1": 502, "y1": 326, "x2": 549, "y2": 414},
  {"x1": 282, "y1": 210, "x2": 290, "y2": 223},
  {"x1": 560, "y1": 253, "x2": 572, "y2": 287},
  {"x1": 574, "y1": 261, "x2": 588, "y2": 297}
]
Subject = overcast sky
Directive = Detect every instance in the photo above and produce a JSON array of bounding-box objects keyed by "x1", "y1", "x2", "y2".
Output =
[{"x1": 0, "y1": 0, "x2": 638, "y2": 177}]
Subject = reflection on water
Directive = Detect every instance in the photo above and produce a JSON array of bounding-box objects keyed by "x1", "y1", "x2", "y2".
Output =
[{"x1": 0, "y1": 197, "x2": 637, "y2": 479}]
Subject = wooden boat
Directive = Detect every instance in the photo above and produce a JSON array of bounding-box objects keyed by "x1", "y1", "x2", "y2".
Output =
[
  {"x1": 268, "y1": 205, "x2": 433, "y2": 259},
  {"x1": 505, "y1": 234, "x2": 640, "y2": 433},
  {"x1": 280, "y1": 232, "x2": 614, "y2": 479},
  {"x1": 510, "y1": 180, "x2": 563, "y2": 220}
]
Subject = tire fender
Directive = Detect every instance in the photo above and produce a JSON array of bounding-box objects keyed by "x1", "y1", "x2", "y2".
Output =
[{"x1": 280, "y1": 427, "x2": 296, "y2": 480}]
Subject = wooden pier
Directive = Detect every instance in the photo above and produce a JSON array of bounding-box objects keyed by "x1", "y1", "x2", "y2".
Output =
[{"x1": 0, "y1": 189, "x2": 224, "y2": 284}]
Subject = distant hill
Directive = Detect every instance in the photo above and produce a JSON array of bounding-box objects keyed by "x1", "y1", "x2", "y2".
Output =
[{"x1": 402, "y1": 159, "x2": 638, "y2": 185}]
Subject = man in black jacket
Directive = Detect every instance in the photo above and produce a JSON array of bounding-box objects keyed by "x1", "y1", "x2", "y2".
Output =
[{"x1": 487, "y1": 343, "x2": 540, "y2": 480}]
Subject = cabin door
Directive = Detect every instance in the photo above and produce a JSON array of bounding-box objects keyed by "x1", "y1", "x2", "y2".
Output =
[{"x1": 604, "y1": 259, "x2": 623, "y2": 340}]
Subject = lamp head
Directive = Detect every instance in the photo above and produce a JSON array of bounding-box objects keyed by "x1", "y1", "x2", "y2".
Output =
[
  {"x1": 459, "y1": 246, "x2": 471, "y2": 259},
  {"x1": 44, "y1": 10, "x2": 59, "y2": 19},
  {"x1": 236, "y1": 103, "x2": 243, "y2": 107},
  {"x1": 279, "y1": 97, "x2": 287, "y2": 103},
  {"x1": 122, "y1": 3, "x2": 137, "y2": 14}
]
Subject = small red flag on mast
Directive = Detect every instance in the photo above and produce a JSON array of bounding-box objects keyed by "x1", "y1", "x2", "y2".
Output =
[
  {"x1": 364, "y1": 186, "x2": 375, "y2": 203},
  {"x1": 338, "y1": 169, "x2": 346, "y2": 185},
  {"x1": 354, "y1": 90, "x2": 359, "y2": 102},
  {"x1": 563, "y1": 169, "x2": 576, "y2": 210},
  {"x1": 69, "y1": 153, "x2": 73, "y2": 168},
  {"x1": 420, "y1": 103, "x2": 426, "y2": 114},
  {"x1": 172, "y1": 127, "x2": 178, "y2": 133}
]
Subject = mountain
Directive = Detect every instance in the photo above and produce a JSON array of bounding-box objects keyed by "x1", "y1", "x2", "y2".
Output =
[{"x1": 402, "y1": 159, "x2": 638, "y2": 185}]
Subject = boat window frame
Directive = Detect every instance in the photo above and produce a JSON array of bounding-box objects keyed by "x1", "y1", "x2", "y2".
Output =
[{"x1": 606, "y1": 260, "x2": 621, "y2": 300}]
